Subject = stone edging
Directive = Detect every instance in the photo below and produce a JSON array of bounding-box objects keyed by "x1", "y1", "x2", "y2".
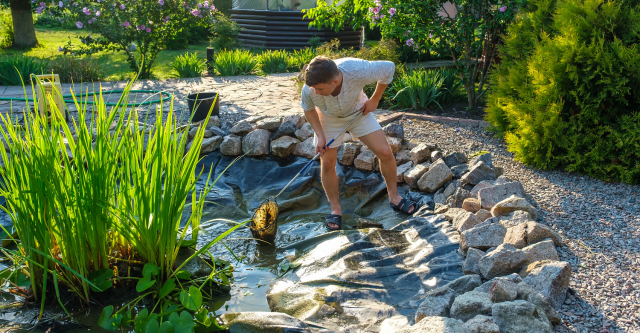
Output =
[{"x1": 377, "y1": 111, "x2": 491, "y2": 128}]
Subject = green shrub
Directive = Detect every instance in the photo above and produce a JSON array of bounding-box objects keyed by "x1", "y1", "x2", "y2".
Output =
[
  {"x1": 289, "y1": 48, "x2": 316, "y2": 72},
  {"x1": 258, "y1": 50, "x2": 289, "y2": 74},
  {"x1": 0, "y1": 55, "x2": 49, "y2": 85},
  {"x1": 485, "y1": 0, "x2": 640, "y2": 183},
  {"x1": 315, "y1": 38, "x2": 401, "y2": 64},
  {"x1": 171, "y1": 52, "x2": 206, "y2": 78},
  {"x1": 214, "y1": 49, "x2": 258, "y2": 76},
  {"x1": 0, "y1": 7, "x2": 13, "y2": 48},
  {"x1": 48, "y1": 57, "x2": 104, "y2": 83},
  {"x1": 391, "y1": 69, "x2": 445, "y2": 110},
  {"x1": 210, "y1": 12, "x2": 240, "y2": 51}
]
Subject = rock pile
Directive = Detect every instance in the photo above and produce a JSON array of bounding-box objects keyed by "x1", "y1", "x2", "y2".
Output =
[{"x1": 189, "y1": 116, "x2": 572, "y2": 332}]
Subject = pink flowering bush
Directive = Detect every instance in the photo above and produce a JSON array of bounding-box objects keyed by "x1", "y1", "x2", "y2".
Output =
[
  {"x1": 47, "y1": 0, "x2": 217, "y2": 78},
  {"x1": 305, "y1": 0, "x2": 525, "y2": 109}
]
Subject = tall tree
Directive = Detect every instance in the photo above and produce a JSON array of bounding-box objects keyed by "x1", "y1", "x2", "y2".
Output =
[{"x1": 9, "y1": 0, "x2": 37, "y2": 48}]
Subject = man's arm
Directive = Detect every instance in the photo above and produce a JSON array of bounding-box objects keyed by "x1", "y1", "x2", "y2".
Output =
[
  {"x1": 304, "y1": 109, "x2": 328, "y2": 156},
  {"x1": 360, "y1": 60, "x2": 395, "y2": 115},
  {"x1": 361, "y1": 82, "x2": 389, "y2": 116}
]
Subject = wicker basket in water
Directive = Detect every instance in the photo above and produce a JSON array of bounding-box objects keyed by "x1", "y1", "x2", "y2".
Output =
[{"x1": 250, "y1": 199, "x2": 278, "y2": 245}]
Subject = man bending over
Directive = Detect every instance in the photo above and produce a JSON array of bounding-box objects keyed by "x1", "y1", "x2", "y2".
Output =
[{"x1": 301, "y1": 56, "x2": 417, "y2": 231}]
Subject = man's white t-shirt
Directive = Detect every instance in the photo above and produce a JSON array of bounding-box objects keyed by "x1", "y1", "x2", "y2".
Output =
[{"x1": 300, "y1": 58, "x2": 395, "y2": 118}]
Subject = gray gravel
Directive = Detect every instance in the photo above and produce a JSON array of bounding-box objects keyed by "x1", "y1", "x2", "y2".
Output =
[{"x1": 401, "y1": 117, "x2": 640, "y2": 333}]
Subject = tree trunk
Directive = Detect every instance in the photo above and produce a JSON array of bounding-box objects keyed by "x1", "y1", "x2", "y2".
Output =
[{"x1": 10, "y1": 0, "x2": 38, "y2": 48}]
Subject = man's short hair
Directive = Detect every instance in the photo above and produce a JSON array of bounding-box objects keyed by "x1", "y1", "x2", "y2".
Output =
[{"x1": 304, "y1": 56, "x2": 339, "y2": 87}]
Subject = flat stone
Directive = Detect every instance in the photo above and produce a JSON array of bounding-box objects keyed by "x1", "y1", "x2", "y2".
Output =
[
  {"x1": 431, "y1": 151, "x2": 444, "y2": 162},
  {"x1": 516, "y1": 282, "x2": 562, "y2": 325},
  {"x1": 450, "y1": 291, "x2": 493, "y2": 322},
  {"x1": 404, "y1": 164, "x2": 429, "y2": 188},
  {"x1": 399, "y1": 316, "x2": 465, "y2": 333},
  {"x1": 526, "y1": 222, "x2": 562, "y2": 246},
  {"x1": 463, "y1": 248, "x2": 485, "y2": 275},
  {"x1": 461, "y1": 161, "x2": 496, "y2": 185},
  {"x1": 463, "y1": 315, "x2": 500, "y2": 333},
  {"x1": 478, "y1": 243, "x2": 528, "y2": 279},
  {"x1": 522, "y1": 239, "x2": 559, "y2": 265},
  {"x1": 499, "y1": 210, "x2": 533, "y2": 228},
  {"x1": 337, "y1": 142, "x2": 362, "y2": 166},
  {"x1": 460, "y1": 223, "x2": 506, "y2": 252},
  {"x1": 447, "y1": 188, "x2": 470, "y2": 208},
  {"x1": 491, "y1": 195, "x2": 538, "y2": 220},
  {"x1": 270, "y1": 136, "x2": 300, "y2": 158},
  {"x1": 242, "y1": 129, "x2": 271, "y2": 156},
  {"x1": 255, "y1": 117, "x2": 282, "y2": 131},
  {"x1": 478, "y1": 181, "x2": 526, "y2": 210},
  {"x1": 442, "y1": 208, "x2": 466, "y2": 222},
  {"x1": 443, "y1": 152, "x2": 468, "y2": 168},
  {"x1": 397, "y1": 161, "x2": 413, "y2": 183},
  {"x1": 200, "y1": 136, "x2": 223, "y2": 155},
  {"x1": 445, "y1": 274, "x2": 483, "y2": 294},
  {"x1": 492, "y1": 300, "x2": 553, "y2": 333},
  {"x1": 382, "y1": 123, "x2": 404, "y2": 140},
  {"x1": 221, "y1": 312, "x2": 311, "y2": 332},
  {"x1": 418, "y1": 159, "x2": 453, "y2": 192},
  {"x1": 469, "y1": 152, "x2": 492, "y2": 168},
  {"x1": 410, "y1": 143, "x2": 431, "y2": 164},
  {"x1": 415, "y1": 286, "x2": 456, "y2": 322},
  {"x1": 462, "y1": 198, "x2": 481, "y2": 213},
  {"x1": 271, "y1": 121, "x2": 298, "y2": 140},
  {"x1": 453, "y1": 211, "x2": 483, "y2": 233},
  {"x1": 292, "y1": 137, "x2": 315, "y2": 159},
  {"x1": 396, "y1": 149, "x2": 411, "y2": 165},
  {"x1": 475, "y1": 209, "x2": 493, "y2": 221},
  {"x1": 504, "y1": 223, "x2": 528, "y2": 249},
  {"x1": 295, "y1": 123, "x2": 314, "y2": 141},
  {"x1": 451, "y1": 164, "x2": 469, "y2": 179},
  {"x1": 220, "y1": 135, "x2": 242, "y2": 156},
  {"x1": 522, "y1": 261, "x2": 571, "y2": 309},
  {"x1": 386, "y1": 136, "x2": 402, "y2": 154},
  {"x1": 354, "y1": 150, "x2": 377, "y2": 171},
  {"x1": 230, "y1": 120, "x2": 254, "y2": 136},
  {"x1": 490, "y1": 279, "x2": 519, "y2": 303}
]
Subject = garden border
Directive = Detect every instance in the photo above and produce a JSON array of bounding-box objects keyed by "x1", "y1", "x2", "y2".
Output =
[{"x1": 377, "y1": 111, "x2": 491, "y2": 128}]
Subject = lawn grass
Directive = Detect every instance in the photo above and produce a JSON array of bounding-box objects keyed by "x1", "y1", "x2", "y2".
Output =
[{"x1": 0, "y1": 27, "x2": 210, "y2": 81}]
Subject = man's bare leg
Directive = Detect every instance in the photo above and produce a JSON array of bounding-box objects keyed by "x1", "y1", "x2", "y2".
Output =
[
  {"x1": 358, "y1": 129, "x2": 415, "y2": 214},
  {"x1": 319, "y1": 147, "x2": 342, "y2": 228}
]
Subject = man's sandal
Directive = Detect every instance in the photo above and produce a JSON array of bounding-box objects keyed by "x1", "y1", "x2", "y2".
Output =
[
  {"x1": 390, "y1": 198, "x2": 417, "y2": 214},
  {"x1": 325, "y1": 214, "x2": 342, "y2": 231}
]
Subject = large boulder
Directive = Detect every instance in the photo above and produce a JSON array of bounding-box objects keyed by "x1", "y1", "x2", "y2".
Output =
[
  {"x1": 489, "y1": 279, "x2": 519, "y2": 303},
  {"x1": 230, "y1": 120, "x2": 254, "y2": 136},
  {"x1": 255, "y1": 117, "x2": 282, "y2": 131},
  {"x1": 387, "y1": 136, "x2": 402, "y2": 154},
  {"x1": 200, "y1": 136, "x2": 223, "y2": 155},
  {"x1": 399, "y1": 316, "x2": 465, "y2": 333},
  {"x1": 418, "y1": 160, "x2": 453, "y2": 192},
  {"x1": 295, "y1": 123, "x2": 314, "y2": 141},
  {"x1": 462, "y1": 248, "x2": 485, "y2": 275},
  {"x1": 220, "y1": 135, "x2": 242, "y2": 156},
  {"x1": 522, "y1": 239, "x2": 559, "y2": 265},
  {"x1": 463, "y1": 315, "x2": 500, "y2": 333},
  {"x1": 271, "y1": 121, "x2": 298, "y2": 140},
  {"x1": 478, "y1": 243, "x2": 528, "y2": 279},
  {"x1": 491, "y1": 300, "x2": 553, "y2": 333},
  {"x1": 522, "y1": 261, "x2": 571, "y2": 310},
  {"x1": 478, "y1": 181, "x2": 526, "y2": 210},
  {"x1": 396, "y1": 149, "x2": 411, "y2": 165},
  {"x1": 397, "y1": 161, "x2": 414, "y2": 183},
  {"x1": 526, "y1": 222, "x2": 562, "y2": 246},
  {"x1": 354, "y1": 150, "x2": 377, "y2": 171},
  {"x1": 221, "y1": 312, "x2": 311, "y2": 333},
  {"x1": 404, "y1": 164, "x2": 429, "y2": 188},
  {"x1": 382, "y1": 123, "x2": 404, "y2": 140},
  {"x1": 337, "y1": 142, "x2": 362, "y2": 166},
  {"x1": 461, "y1": 161, "x2": 496, "y2": 185},
  {"x1": 450, "y1": 291, "x2": 493, "y2": 322},
  {"x1": 292, "y1": 137, "x2": 316, "y2": 159},
  {"x1": 415, "y1": 286, "x2": 457, "y2": 322},
  {"x1": 270, "y1": 136, "x2": 300, "y2": 158},
  {"x1": 242, "y1": 129, "x2": 271, "y2": 156},
  {"x1": 460, "y1": 223, "x2": 506, "y2": 252},
  {"x1": 491, "y1": 195, "x2": 538, "y2": 220},
  {"x1": 443, "y1": 152, "x2": 468, "y2": 168},
  {"x1": 453, "y1": 211, "x2": 483, "y2": 233},
  {"x1": 410, "y1": 143, "x2": 431, "y2": 164}
]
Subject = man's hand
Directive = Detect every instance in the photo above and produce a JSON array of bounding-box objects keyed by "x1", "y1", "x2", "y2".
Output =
[
  {"x1": 315, "y1": 135, "x2": 327, "y2": 156},
  {"x1": 361, "y1": 98, "x2": 380, "y2": 116}
]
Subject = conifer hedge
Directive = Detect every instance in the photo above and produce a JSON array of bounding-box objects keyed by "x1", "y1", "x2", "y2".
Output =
[{"x1": 486, "y1": 0, "x2": 640, "y2": 183}]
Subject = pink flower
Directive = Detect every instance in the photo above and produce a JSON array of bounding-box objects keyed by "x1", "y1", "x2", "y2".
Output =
[
  {"x1": 124, "y1": 21, "x2": 130, "y2": 27},
  {"x1": 428, "y1": 33, "x2": 433, "y2": 38},
  {"x1": 163, "y1": 15, "x2": 170, "y2": 21},
  {"x1": 368, "y1": 7, "x2": 374, "y2": 13},
  {"x1": 389, "y1": 7, "x2": 396, "y2": 15},
  {"x1": 183, "y1": 1, "x2": 187, "y2": 5},
  {"x1": 372, "y1": 6, "x2": 380, "y2": 14},
  {"x1": 120, "y1": 4, "x2": 125, "y2": 9},
  {"x1": 146, "y1": 27, "x2": 151, "y2": 32},
  {"x1": 204, "y1": 0, "x2": 209, "y2": 6},
  {"x1": 76, "y1": 21, "x2": 83, "y2": 28},
  {"x1": 82, "y1": 7, "x2": 90, "y2": 15},
  {"x1": 95, "y1": 11, "x2": 100, "y2": 16},
  {"x1": 210, "y1": 5, "x2": 215, "y2": 10},
  {"x1": 158, "y1": 0, "x2": 164, "y2": 4},
  {"x1": 39, "y1": 2, "x2": 44, "y2": 7},
  {"x1": 58, "y1": 1, "x2": 63, "y2": 7},
  {"x1": 36, "y1": 7, "x2": 43, "y2": 14},
  {"x1": 191, "y1": 9, "x2": 200, "y2": 15},
  {"x1": 499, "y1": 6, "x2": 507, "y2": 12},
  {"x1": 140, "y1": 24, "x2": 145, "y2": 29},
  {"x1": 406, "y1": 38, "x2": 414, "y2": 46},
  {"x1": 88, "y1": 19, "x2": 93, "y2": 24},
  {"x1": 197, "y1": 2, "x2": 202, "y2": 7}
]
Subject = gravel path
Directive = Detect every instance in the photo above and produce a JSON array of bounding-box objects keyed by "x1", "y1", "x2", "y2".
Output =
[{"x1": 401, "y1": 117, "x2": 640, "y2": 333}]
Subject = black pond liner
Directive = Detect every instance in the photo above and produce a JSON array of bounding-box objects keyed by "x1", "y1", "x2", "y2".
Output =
[{"x1": 0, "y1": 152, "x2": 463, "y2": 332}]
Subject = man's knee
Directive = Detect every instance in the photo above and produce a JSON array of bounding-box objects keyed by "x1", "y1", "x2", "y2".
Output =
[
  {"x1": 320, "y1": 152, "x2": 338, "y2": 169},
  {"x1": 375, "y1": 147, "x2": 395, "y2": 163}
]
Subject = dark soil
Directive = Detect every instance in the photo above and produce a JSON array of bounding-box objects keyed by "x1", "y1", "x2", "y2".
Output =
[{"x1": 399, "y1": 100, "x2": 488, "y2": 121}]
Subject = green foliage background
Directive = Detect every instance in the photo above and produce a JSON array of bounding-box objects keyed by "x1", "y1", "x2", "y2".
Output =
[{"x1": 486, "y1": 0, "x2": 640, "y2": 183}]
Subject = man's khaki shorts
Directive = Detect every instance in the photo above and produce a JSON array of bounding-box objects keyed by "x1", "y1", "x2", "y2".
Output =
[{"x1": 313, "y1": 111, "x2": 382, "y2": 149}]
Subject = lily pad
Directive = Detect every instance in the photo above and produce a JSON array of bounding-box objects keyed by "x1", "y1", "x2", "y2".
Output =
[
  {"x1": 88, "y1": 268, "x2": 114, "y2": 292},
  {"x1": 169, "y1": 311, "x2": 195, "y2": 333},
  {"x1": 142, "y1": 263, "x2": 160, "y2": 277},
  {"x1": 136, "y1": 275, "x2": 156, "y2": 292},
  {"x1": 179, "y1": 285, "x2": 203, "y2": 311},
  {"x1": 98, "y1": 305, "x2": 123, "y2": 330}
]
